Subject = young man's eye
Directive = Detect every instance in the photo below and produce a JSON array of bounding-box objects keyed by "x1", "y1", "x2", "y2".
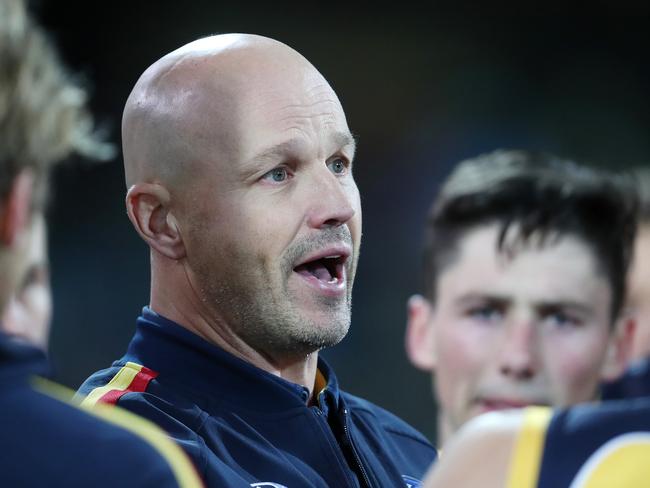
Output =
[
  {"x1": 263, "y1": 167, "x2": 289, "y2": 182},
  {"x1": 543, "y1": 312, "x2": 581, "y2": 329},
  {"x1": 327, "y1": 158, "x2": 347, "y2": 175},
  {"x1": 467, "y1": 306, "x2": 502, "y2": 323}
]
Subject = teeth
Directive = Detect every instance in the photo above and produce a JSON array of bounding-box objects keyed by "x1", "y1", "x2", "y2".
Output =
[{"x1": 324, "y1": 255, "x2": 341, "y2": 259}]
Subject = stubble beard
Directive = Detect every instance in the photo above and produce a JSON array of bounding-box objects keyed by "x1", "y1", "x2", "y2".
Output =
[{"x1": 193, "y1": 228, "x2": 356, "y2": 359}]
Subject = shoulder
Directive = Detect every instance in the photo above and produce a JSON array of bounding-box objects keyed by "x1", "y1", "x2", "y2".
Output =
[
  {"x1": 0, "y1": 378, "x2": 202, "y2": 487},
  {"x1": 423, "y1": 408, "x2": 548, "y2": 488},
  {"x1": 78, "y1": 362, "x2": 211, "y2": 475}
]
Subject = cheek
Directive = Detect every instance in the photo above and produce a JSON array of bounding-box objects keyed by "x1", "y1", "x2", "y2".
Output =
[
  {"x1": 434, "y1": 322, "x2": 494, "y2": 390},
  {"x1": 543, "y1": 330, "x2": 609, "y2": 391}
]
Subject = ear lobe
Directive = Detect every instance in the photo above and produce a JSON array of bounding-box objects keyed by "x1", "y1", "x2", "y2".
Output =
[
  {"x1": 405, "y1": 294, "x2": 437, "y2": 371},
  {"x1": 601, "y1": 315, "x2": 635, "y2": 382},
  {"x1": 0, "y1": 170, "x2": 34, "y2": 246},
  {"x1": 126, "y1": 183, "x2": 186, "y2": 260}
]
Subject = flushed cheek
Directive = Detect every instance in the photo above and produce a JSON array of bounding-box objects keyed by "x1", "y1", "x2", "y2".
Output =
[
  {"x1": 546, "y1": 346, "x2": 607, "y2": 403},
  {"x1": 434, "y1": 328, "x2": 491, "y2": 409}
]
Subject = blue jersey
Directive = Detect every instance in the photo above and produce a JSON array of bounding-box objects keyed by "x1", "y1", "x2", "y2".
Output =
[
  {"x1": 507, "y1": 400, "x2": 650, "y2": 487},
  {"x1": 78, "y1": 307, "x2": 437, "y2": 488},
  {"x1": 0, "y1": 332, "x2": 202, "y2": 487}
]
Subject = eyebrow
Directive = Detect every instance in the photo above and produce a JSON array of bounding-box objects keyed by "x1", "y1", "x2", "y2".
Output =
[
  {"x1": 454, "y1": 293, "x2": 511, "y2": 307},
  {"x1": 535, "y1": 300, "x2": 594, "y2": 316},
  {"x1": 250, "y1": 131, "x2": 357, "y2": 165},
  {"x1": 454, "y1": 293, "x2": 594, "y2": 315}
]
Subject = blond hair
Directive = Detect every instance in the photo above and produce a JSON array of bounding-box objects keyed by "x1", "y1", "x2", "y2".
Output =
[{"x1": 0, "y1": 0, "x2": 113, "y2": 209}]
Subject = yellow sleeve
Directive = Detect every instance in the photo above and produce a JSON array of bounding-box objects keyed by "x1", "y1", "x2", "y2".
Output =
[{"x1": 506, "y1": 406, "x2": 552, "y2": 488}]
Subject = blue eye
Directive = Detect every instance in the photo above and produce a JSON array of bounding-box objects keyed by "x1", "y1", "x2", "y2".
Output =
[
  {"x1": 328, "y1": 158, "x2": 347, "y2": 175},
  {"x1": 468, "y1": 306, "x2": 502, "y2": 323},
  {"x1": 264, "y1": 167, "x2": 289, "y2": 182},
  {"x1": 544, "y1": 312, "x2": 580, "y2": 329}
]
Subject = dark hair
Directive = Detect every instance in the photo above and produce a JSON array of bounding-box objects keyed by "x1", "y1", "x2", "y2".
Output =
[{"x1": 422, "y1": 149, "x2": 638, "y2": 323}]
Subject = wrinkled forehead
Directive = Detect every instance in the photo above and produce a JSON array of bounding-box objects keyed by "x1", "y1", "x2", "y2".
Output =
[{"x1": 189, "y1": 59, "x2": 349, "y2": 164}]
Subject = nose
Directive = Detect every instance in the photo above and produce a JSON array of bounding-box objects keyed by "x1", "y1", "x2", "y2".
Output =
[
  {"x1": 305, "y1": 167, "x2": 358, "y2": 229},
  {"x1": 498, "y1": 319, "x2": 538, "y2": 381}
]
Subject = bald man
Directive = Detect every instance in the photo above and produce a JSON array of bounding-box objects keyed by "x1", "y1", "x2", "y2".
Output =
[{"x1": 78, "y1": 34, "x2": 437, "y2": 487}]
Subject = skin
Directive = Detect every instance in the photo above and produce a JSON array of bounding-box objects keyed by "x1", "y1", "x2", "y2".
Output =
[
  {"x1": 422, "y1": 410, "x2": 521, "y2": 488},
  {"x1": 1, "y1": 214, "x2": 52, "y2": 350},
  {"x1": 0, "y1": 169, "x2": 34, "y2": 312},
  {"x1": 626, "y1": 224, "x2": 650, "y2": 362},
  {"x1": 406, "y1": 223, "x2": 631, "y2": 444},
  {"x1": 124, "y1": 34, "x2": 361, "y2": 396}
]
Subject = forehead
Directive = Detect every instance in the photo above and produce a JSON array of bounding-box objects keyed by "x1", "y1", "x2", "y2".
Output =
[
  {"x1": 233, "y1": 72, "x2": 351, "y2": 162},
  {"x1": 436, "y1": 223, "x2": 609, "y2": 303}
]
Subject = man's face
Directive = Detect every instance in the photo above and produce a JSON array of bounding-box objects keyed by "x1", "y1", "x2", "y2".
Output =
[
  {"x1": 408, "y1": 223, "x2": 621, "y2": 438},
  {"x1": 180, "y1": 68, "x2": 361, "y2": 358},
  {"x1": 626, "y1": 224, "x2": 650, "y2": 362},
  {"x1": 2, "y1": 214, "x2": 51, "y2": 349}
]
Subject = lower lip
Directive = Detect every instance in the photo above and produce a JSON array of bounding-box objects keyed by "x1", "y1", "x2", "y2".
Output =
[
  {"x1": 293, "y1": 269, "x2": 347, "y2": 298},
  {"x1": 477, "y1": 400, "x2": 534, "y2": 414}
]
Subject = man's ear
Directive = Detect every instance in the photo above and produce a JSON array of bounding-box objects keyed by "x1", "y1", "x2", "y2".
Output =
[
  {"x1": 0, "y1": 169, "x2": 34, "y2": 247},
  {"x1": 601, "y1": 314, "x2": 636, "y2": 382},
  {"x1": 126, "y1": 183, "x2": 186, "y2": 260},
  {"x1": 405, "y1": 294, "x2": 436, "y2": 371}
]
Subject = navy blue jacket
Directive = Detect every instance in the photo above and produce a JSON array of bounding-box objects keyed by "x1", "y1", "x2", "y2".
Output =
[
  {"x1": 78, "y1": 308, "x2": 437, "y2": 487},
  {"x1": 0, "y1": 332, "x2": 201, "y2": 487}
]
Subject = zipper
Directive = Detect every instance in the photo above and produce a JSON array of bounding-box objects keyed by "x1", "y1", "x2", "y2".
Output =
[
  {"x1": 312, "y1": 408, "x2": 361, "y2": 487},
  {"x1": 342, "y1": 408, "x2": 372, "y2": 488}
]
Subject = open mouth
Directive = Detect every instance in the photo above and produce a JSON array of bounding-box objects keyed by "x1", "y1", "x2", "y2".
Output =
[
  {"x1": 294, "y1": 255, "x2": 345, "y2": 284},
  {"x1": 292, "y1": 246, "x2": 350, "y2": 296}
]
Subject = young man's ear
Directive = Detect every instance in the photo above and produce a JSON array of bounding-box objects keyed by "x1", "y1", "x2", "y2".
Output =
[
  {"x1": 601, "y1": 314, "x2": 636, "y2": 382},
  {"x1": 0, "y1": 169, "x2": 34, "y2": 246},
  {"x1": 405, "y1": 294, "x2": 436, "y2": 371},
  {"x1": 126, "y1": 183, "x2": 186, "y2": 260}
]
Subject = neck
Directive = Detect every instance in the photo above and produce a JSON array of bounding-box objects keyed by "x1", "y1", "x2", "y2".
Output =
[
  {"x1": 149, "y1": 255, "x2": 320, "y2": 397},
  {"x1": 438, "y1": 410, "x2": 455, "y2": 447}
]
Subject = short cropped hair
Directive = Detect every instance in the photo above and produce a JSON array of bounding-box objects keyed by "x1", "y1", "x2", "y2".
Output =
[
  {"x1": 422, "y1": 149, "x2": 638, "y2": 323},
  {"x1": 0, "y1": 0, "x2": 112, "y2": 210}
]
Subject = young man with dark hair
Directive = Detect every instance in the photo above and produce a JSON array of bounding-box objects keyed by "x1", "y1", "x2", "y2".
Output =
[{"x1": 406, "y1": 149, "x2": 636, "y2": 444}]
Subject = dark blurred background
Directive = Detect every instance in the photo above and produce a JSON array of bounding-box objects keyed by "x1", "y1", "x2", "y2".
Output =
[{"x1": 32, "y1": 1, "x2": 649, "y2": 442}]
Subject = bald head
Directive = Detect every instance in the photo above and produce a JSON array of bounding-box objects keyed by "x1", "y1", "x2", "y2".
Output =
[{"x1": 122, "y1": 34, "x2": 341, "y2": 190}]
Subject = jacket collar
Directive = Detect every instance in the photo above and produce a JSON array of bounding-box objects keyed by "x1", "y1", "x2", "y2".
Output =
[{"x1": 123, "y1": 307, "x2": 342, "y2": 414}]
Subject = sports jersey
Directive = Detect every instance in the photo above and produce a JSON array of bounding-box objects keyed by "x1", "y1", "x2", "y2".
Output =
[
  {"x1": 0, "y1": 331, "x2": 202, "y2": 487},
  {"x1": 78, "y1": 307, "x2": 437, "y2": 487},
  {"x1": 600, "y1": 355, "x2": 650, "y2": 400},
  {"x1": 507, "y1": 399, "x2": 650, "y2": 488}
]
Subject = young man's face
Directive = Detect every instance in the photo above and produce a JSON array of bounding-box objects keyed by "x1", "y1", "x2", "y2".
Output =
[{"x1": 407, "y1": 223, "x2": 629, "y2": 441}]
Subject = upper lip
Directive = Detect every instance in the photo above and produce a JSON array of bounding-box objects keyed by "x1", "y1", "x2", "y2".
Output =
[{"x1": 293, "y1": 244, "x2": 352, "y2": 269}]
